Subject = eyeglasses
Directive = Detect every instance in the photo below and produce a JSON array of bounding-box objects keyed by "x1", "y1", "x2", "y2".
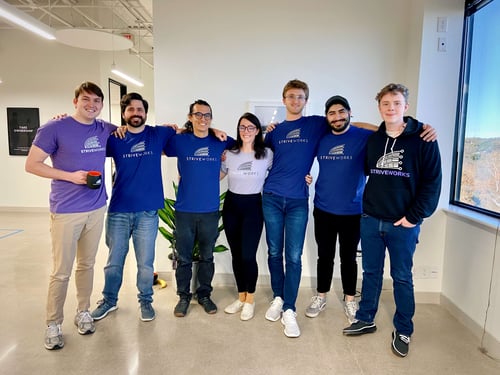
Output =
[
  {"x1": 284, "y1": 94, "x2": 306, "y2": 101},
  {"x1": 191, "y1": 112, "x2": 212, "y2": 120},
  {"x1": 238, "y1": 125, "x2": 257, "y2": 132}
]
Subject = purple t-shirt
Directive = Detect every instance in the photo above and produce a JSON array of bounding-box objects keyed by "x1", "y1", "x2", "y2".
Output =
[{"x1": 32, "y1": 117, "x2": 117, "y2": 213}]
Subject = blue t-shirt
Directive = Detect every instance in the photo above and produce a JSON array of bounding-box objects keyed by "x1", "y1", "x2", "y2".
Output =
[
  {"x1": 264, "y1": 115, "x2": 328, "y2": 199},
  {"x1": 33, "y1": 117, "x2": 116, "y2": 213},
  {"x1": 107, "y1": 125, "x2": 176, "y2": 212},
  {"x1": 314, "y1": 126, "x2": 373, "y2": 215},
  {"x1": 165, "y1": 133, "x2": 234, "y2": 213}
]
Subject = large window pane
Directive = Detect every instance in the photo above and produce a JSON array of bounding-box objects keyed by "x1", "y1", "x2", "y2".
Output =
[{"x1": 453, "y1": 0, "x2": 500, "y2": 217}]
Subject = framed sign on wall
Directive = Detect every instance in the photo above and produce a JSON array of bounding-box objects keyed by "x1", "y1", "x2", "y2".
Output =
[{"x1": 7, "y1": 107, "x2": 40, "y2": 156}]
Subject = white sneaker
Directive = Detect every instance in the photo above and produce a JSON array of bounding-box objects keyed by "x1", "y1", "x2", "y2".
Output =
[
  {"x1": 281, "y1": 309, "x2": 300, "y2": 338},
  {"x1": 44, "y1": 322, "x2": 64, "y2": 350},
  {"x1": 344, "y1": 299, "x2": 359, "y2": 324},
  {"x1": 224, "y1": 299, "x2": 244, "y2": 314},
  {"x1": 240, "y1": 302, "x2": 255, "y2": 321},
  {"x1": 265, "y1": 296, "x2": 283, "y2": 322},
  {"x1": 74, "y1": 310, "x2": 95, "y2": 335},
  {"x1": 305, "y1": 295, "x2": 326, "y2": 318}
]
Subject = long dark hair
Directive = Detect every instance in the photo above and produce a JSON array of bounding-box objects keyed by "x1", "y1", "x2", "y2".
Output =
[{"x1": 230, "y1": 112, "x2": 267, "y2": 159}]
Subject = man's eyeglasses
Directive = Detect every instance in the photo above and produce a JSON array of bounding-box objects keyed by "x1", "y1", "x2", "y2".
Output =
[
  {"x1": 191, "y1": 112, "x2": 212, "y2": 120},
  {"x1": 238, "y1": 125, "x2": 257, "y2": 132},
  {"x1": 284, "y1": 94, "x2": 306, "y2": 101}
]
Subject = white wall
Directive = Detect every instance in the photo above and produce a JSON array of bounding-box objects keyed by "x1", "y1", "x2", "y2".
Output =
[
  {"x1": 153, "y1": 0, "x2": 456, "y2": 286},
  {"x1": 0, "y1": 30, "x2": 155, "y2": 208}
]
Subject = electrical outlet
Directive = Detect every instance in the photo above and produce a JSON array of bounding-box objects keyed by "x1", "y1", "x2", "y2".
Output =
[
  {"x1": 414, "y1": 266, "x2": 439, "y2": 279},
  {"x1": 438, "y1": 37, "x2": 447, "y2": 52}
]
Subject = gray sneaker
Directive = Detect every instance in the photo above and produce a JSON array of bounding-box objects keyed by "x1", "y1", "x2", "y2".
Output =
[
  {"x1": 44, "y1": 322, "x2": 64, "y2": 350},
  {"x1": 305, "y1": 295, "x2": 326, "y2": 318},
  {"x1": 140, "y1": 302, "x2": 155, "y2": 321},
  {"x1": 91, "y1": 299, "x2": 118, "y2": 321},
  {"x1": 74, "y1": 310, "x2": 95, "y2": 335},
  {"x1": 344, "y1": 299, "x2": 359, "y2": 324}
]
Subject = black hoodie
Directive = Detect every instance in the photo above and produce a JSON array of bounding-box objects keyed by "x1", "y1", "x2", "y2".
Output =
[{"x1": 363, "y1": 116, "x2": 442, "y2": 224}]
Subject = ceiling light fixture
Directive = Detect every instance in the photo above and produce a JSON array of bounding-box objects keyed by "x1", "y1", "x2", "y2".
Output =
[
  {"x1": 0, "y1": 0, "x2": 56, "y2": 40},
  {"x1": 111, "y1": 65, "x2": 144, "y2": 87}
]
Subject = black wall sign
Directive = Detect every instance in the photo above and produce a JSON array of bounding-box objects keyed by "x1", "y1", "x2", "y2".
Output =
[{"x1": 7, "y1": 108, "x2": 40, "y2": 156}]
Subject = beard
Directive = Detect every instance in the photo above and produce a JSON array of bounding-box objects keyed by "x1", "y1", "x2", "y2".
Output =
[
  {"x1": 330, "y1": 115, "x2": 350, "y2": 133},
  {"x1": 126, "y1": 116, "x2": 146, "y2": 127}
]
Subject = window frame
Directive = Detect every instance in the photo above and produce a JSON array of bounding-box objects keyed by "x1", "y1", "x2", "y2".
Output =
[{"x1": 451, "y1": 0, "x2": 500, "y2": 219}]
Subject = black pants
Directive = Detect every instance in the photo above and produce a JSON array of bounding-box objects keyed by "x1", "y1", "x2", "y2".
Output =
[
  {"x1": 313, "y1": 206, "x2": 360, "y2": 296},
  {"x1": 222, "y1": 191, "x2": 263, "y2": 294}
]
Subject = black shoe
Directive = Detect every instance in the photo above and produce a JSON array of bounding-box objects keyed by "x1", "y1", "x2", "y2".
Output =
[
  {"x1": 174, "y1": 297, "x2": 191, "y2": 317},
  {"x1": 198, "y1": 296, "x2": 217, "y2": 314},
  {"x1": 392, "y1": 330, "x2": 410, "y2": 357},
  {"x1": 343, "y1": 320, "x2": 377, "y2": 335}
]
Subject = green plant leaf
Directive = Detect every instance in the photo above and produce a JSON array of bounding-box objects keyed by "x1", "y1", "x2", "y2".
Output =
[
  {"x1": 158, "y1": 226, "x2": 174, "y2": 244},
  {"x1": 214, "y1": 244, "x2": 229, "y2": 253}
]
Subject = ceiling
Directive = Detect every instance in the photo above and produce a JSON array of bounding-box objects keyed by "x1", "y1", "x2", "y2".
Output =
[{"x1": 0, "y1": 0, "x2": 154, "y2": 67}]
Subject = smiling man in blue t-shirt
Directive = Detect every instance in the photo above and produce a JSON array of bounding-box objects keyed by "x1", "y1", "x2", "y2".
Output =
[{"x1": 165, "y1": 99, "x2": 234, "y2": 318}]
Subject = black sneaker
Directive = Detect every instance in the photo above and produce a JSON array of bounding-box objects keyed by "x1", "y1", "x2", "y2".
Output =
[
  {"x1": 174, "y1": 297, "x2": 191, "y2": 317},
  {"x1": 198, "y1": 296, "x2": 217, "y2": 314},
  {"x1": 392, "y1": 330, "x2": 410, "y2": 357},
  {"x1": 343, "y1": 320, "x2": 377, "y2": 335}
]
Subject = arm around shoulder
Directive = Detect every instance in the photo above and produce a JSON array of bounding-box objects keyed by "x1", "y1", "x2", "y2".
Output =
[{"x1": 352, "y1": 122, "x2": 378, "y2": 131}]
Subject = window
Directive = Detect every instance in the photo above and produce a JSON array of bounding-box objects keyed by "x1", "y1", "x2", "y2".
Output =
[{"x1": 452, "y1": 0, "x2": 500, "y2": 217}]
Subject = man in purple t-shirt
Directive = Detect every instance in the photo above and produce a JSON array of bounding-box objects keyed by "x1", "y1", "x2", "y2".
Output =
[{"x1": 25, "y1": 82, "x2": 116, "y2": 350}]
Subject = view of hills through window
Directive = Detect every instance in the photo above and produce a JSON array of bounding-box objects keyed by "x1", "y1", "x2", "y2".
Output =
[{"x1": 455, "y1": 0, "x2": 500, "y2": 216}]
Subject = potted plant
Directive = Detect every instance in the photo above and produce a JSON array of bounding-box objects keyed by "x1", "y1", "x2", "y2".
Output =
[{"x1": 158, "y1": 182, "x2": 228, "y2": 270}]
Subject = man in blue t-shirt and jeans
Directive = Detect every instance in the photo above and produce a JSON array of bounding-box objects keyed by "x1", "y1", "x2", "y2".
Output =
[
  {"x1": 166, "y1": 99, "x2": 234, "y2": 318},
  {"x1": 90, "y1": 93, "x2": 176, "y2": 323}
]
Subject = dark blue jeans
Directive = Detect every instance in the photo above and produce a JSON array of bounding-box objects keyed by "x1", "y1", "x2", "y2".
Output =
[
  {"x1": 262, "y1": 192, "x2": 308, "y2": 312},
  {"x1": 356, "y1": 214, "x2": 420, "y2": 336},
  {"x1": 175, "y1": 211, "x2": 219, "y2": 299}
]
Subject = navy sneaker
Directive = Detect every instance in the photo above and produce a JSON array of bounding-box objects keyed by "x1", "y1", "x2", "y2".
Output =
[
  {"x1": 91, "y1": 299, "x2": 117, "y2": 321},
  {"x1": 140, "y1": 302, "x2": 155, "y2": 322},
  {"x1": 343, "y1": 319, "x2": 377, "y2": 335},
  {"x1": 198, "y1": 296, "x2": 217, "y2": 314},
  {"x1": 174, "y1": 297, "x2": 191, "y2": 317},
  {"x1": 392, "y1": 330, "x2": 410, "y2": 357}
]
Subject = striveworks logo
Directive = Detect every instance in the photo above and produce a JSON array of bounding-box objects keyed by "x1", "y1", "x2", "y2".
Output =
[
  {"x1": 194, "y1": 147, "x2": 209, "y2": 157},
  {"x1": 237, "y1": 161, "x2": 253, "y2": 171},
  {"x1": 329, "y1": 145, "x2": 345, "y2": 155},
  {"x1": 84, "y1": 136, "x2": 101, "y2": 149},
  {"x1": 286, "y1": 129, "x2": 301, "y2": 139},
  {"x1": 81, "y1": 136, "x2": 105, "y2": 153},
  {"x1": 376, "y1": 149, "x2": 404, "y2": 170},
  {"x1": 131, "y1": 141, "x2": 146, "y2": 153},
  {"x1": 278, "y1": 128, "x2": 309, "y2": 145}
]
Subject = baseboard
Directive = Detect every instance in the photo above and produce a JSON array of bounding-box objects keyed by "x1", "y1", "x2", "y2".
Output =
[
  {"x1": 441, "y1": 294, "x2": 500, "y2": 360},
  {"x1": 0, "y1": 206, "x2": 49, "y2": 213}
]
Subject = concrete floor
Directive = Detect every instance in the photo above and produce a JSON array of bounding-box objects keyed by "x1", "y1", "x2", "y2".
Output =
[{"x1": 1, "y1": 211, "x2": 500, "y2": 375}]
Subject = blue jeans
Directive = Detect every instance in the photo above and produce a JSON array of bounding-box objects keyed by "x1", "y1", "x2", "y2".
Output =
[
  {"x1": 103, "y1": 211, "x2": 158, "y2": 305},
  {"x1": 175, "y1": 211, "x2": 219, "y2": 299},
  {"x1": 262, "y1": 193, "x2": 308, "y2": 311},
  {"x1": 357, "y1": 214, "x2": 420, "y2": 336}
]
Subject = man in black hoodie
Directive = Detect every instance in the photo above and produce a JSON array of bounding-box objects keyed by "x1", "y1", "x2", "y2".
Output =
[{"x1": 343, "y1": 83, "x2": 442, "y2": 358}]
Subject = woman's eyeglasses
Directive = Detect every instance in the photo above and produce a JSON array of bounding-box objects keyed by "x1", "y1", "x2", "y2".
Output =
[{"x1": 238, "y1": 125, "x2": 257, "y2": 132}]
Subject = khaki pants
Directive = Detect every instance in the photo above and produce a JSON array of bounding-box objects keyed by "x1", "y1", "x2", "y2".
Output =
[{"x1": 46, "y1": 206, "x2": 106, "y2": 324}]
